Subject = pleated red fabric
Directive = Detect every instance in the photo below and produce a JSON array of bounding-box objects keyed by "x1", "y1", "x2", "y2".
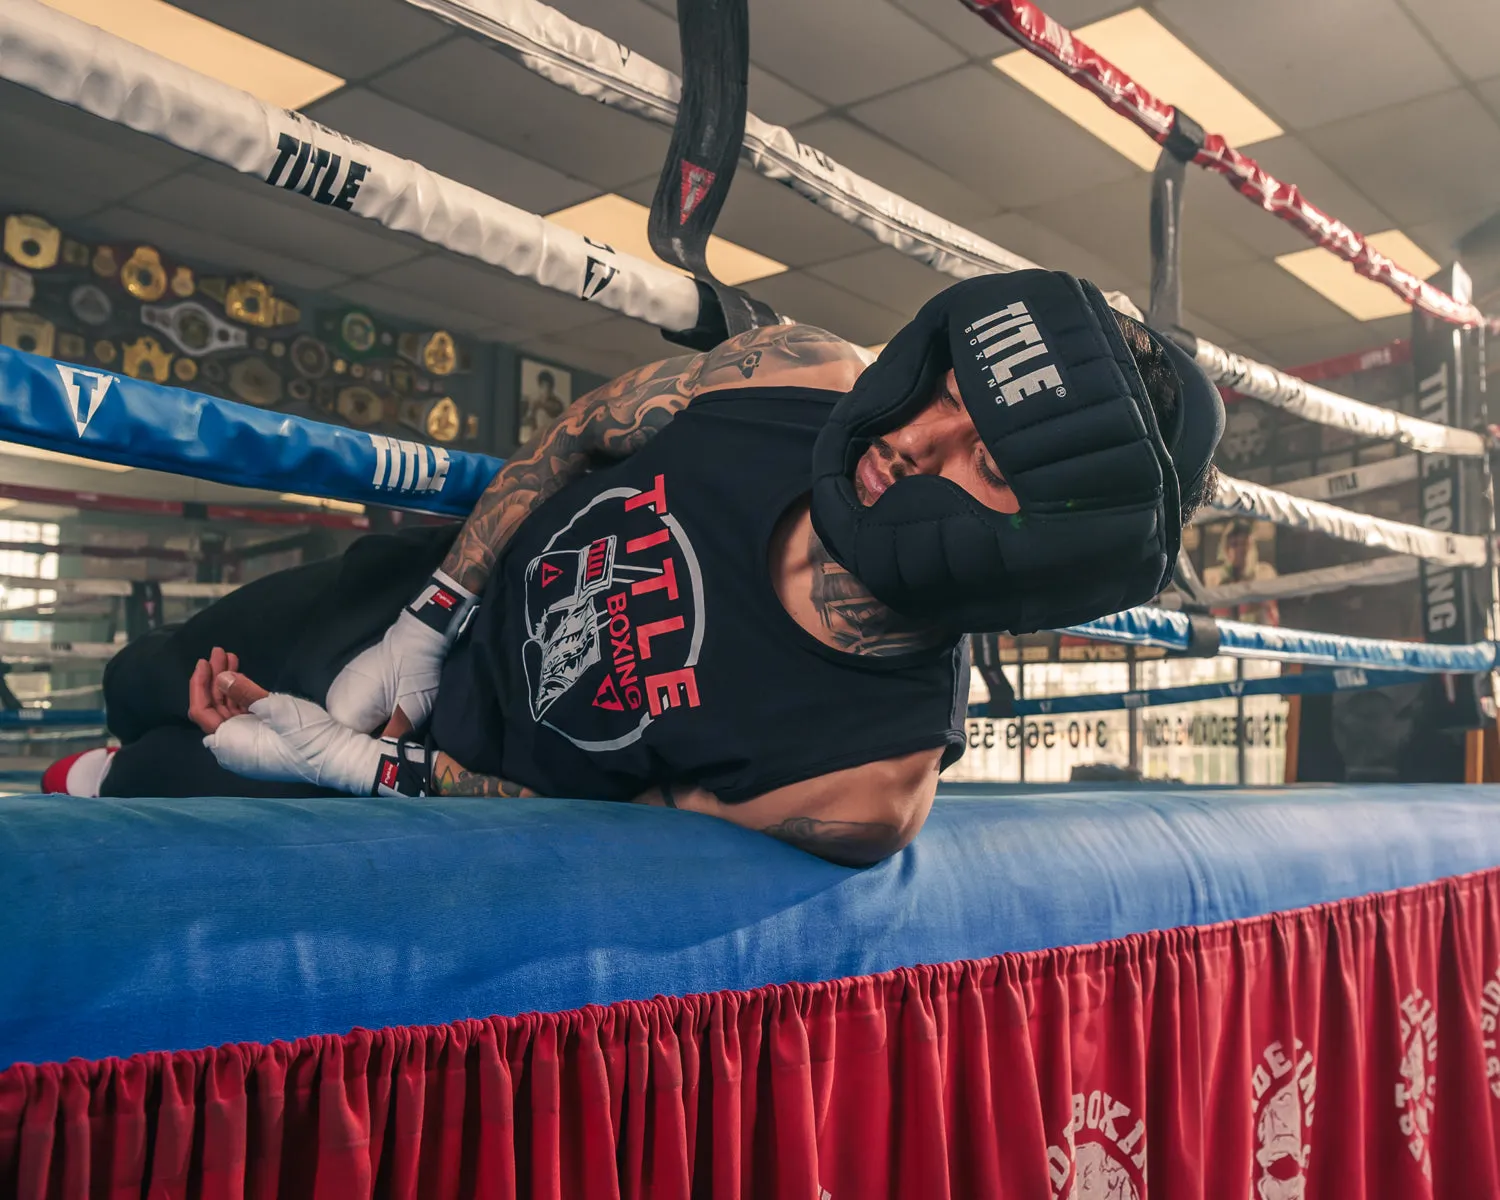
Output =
[{"x1": 4, "y1": 868, "x2": 1499, "y2": 1199}]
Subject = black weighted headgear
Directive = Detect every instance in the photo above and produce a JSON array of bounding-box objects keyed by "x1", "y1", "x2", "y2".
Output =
[{"x1": 810, "y1": 270, "x2": 1223, "y2": 633}]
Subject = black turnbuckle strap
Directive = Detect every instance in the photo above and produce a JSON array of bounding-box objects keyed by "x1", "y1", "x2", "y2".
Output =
[{"x1": 649, "y1": 0, "x2": 778, "y2": 350}]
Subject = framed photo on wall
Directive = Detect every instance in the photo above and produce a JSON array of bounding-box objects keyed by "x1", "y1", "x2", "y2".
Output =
[{"x1": 517, "y1": 357, "x2": 571, "y2": 443}]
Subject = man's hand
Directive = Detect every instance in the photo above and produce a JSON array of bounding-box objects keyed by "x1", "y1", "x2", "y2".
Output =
[
  {"x1": 325, "y1": 570, "x2": 477, "y2": 737},
  {"x1": 188, "y1": 647, "x2": 253, "y2": 734},
  {"x1": 202, "y1": 667, "x2": 422, "y2": 795}
]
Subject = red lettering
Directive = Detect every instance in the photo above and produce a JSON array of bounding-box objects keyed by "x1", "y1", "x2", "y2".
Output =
[
  {"x1": 625, "y1": 528, "x2": 670, "y2": 555},
  {"x1": 631, "y1": 556, "x2": 679, "y2": 602},
  {"x1": 636, "y1": 615, "x2": 684, "y2": 660},
  {"x1": 540, "y1": 562, "x2": 563, "y2": 587},
  {"x1": 607, "y1": 592, "x2": 627, "y2": 616},
  {"x1": 609, "y1": 613, "x2": 629, "y2": 640},
  {"x1": 617, "y1": 658, "x2": 638, "y2": 692},
  {"x1": 611, "y1": 633, "x2": 632, "y2": 661},
  {"x1": 624, "y1": 685, "x2": 643, "y2": 710},
  {"x1": 646, "y1": 668, "x2": 700, "y2": 716},
  {"x1": 592, "y1": 675, "x2": 623, "y2": 711},
  {"x1": 624, "y1": 474, "x2": 667, "y2": 514}
]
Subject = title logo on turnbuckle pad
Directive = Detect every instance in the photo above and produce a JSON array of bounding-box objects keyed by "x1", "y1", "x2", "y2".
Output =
[
  {"x1": 368, "y1": 433, "x2": 451, "y2": 495},
  {"x1": 966, "y1": 300, "x2": 1065, "y2": 406},
  {"x1": 54, "y1": 364, "x2": 115, "y2": 436}
]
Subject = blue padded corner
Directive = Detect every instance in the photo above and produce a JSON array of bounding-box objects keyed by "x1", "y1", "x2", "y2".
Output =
[{"x1": 3, "y1": 784, "x2": 1500, "y2": 1067}]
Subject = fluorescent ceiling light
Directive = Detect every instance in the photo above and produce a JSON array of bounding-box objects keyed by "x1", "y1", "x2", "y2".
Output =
[
  {"x1": 0, "y1": 441, "x2": 133, "y2": 472},
  {"x1": 547, "y1": 195, "x2": 786, "y2": 287},
  {"x1": 41, "y1": 0, "x2": 343, "y2": 110},
  {"x1": 280, "y1": 493, "x2": 366, "y2": 514},
  {"x1": 994, "y1": 8, "x2": 1281, "y2": 170},
  {"x1": 1276, "y1": 231, "x2": 1440, "y2": 321}
]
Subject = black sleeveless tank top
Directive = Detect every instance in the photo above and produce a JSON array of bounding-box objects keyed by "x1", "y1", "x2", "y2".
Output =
[{"x1": 429, "y1": 387, "x2": 970, "y2": 803}]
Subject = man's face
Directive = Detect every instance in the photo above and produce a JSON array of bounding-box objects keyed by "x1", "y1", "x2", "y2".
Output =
[{"x1": 852, "y1": 369, "x2": 1019, "y2": 513}]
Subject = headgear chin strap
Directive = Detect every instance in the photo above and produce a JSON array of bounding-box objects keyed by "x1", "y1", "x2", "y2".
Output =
[{"x1": 810, "y1": 270, "x2": 1224, "y2": 634}]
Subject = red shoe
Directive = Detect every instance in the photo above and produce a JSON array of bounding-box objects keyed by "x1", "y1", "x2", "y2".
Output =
[{"x1": 41, "y1": 746, "x2": 117, "y2": 796}]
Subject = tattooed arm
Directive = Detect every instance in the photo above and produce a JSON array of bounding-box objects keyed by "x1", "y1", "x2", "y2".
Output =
[
  {"x1": 634, "y1": 746, "x2": 942, "y2": 867},
  {"x1": 428, "y1": 746, "x2": 937, "y2": 866},
  {"x1": 429, "y1": 750, "x2": 533, "y2": 798},
  {"x1": 441, "y1": 323, "x2": 866, "y2": 593}
]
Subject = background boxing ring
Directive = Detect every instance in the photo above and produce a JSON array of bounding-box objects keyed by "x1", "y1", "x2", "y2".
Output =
[{"x1": 4, "y1": 0, "x2": 1500, "y2": 1196}]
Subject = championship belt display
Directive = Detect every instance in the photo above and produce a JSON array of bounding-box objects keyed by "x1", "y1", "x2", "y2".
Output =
[{"x1": 0, "y1": 211, "x2": 485, "y2": 449}]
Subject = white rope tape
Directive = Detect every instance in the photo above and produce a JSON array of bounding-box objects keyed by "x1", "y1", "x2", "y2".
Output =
[
  {"x1": 1207, "y1": 475, "x2": 1487, "y2": 566},
  {"x1": 1165, "y1": 555, "x2": 1421, "y2": 609},
  {"x1": 403, "y1": 0, "x2": 1484, "y2": 459},
  {"x1": 405, "y1": 0, "x2": 1043, "y2": 282},
  {"x1": 0, "y1": 575, "x2": 235, "y2": 599},
  {"x1": 1195, "y1": 342, "x2": 1485, "y2": 458},
  {"x1": 0, "y1": 0, "x2": 702, "y2": 333},
  {"x1": 1276, "y1": 454, "x2": 1419, "y2": 503}
]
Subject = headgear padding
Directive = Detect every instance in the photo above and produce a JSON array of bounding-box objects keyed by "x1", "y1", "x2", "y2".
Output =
[{"x1": 809, "y1": 270, "x2": 1224, "y2": 633}]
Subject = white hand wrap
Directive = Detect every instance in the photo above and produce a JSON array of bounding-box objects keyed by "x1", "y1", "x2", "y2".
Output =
[
  {"x1": 204, "y1": 694, "x2": 431, "y2": 796},
  {"x1": 326, "y1": 569, "x2": 477, "y2": 733}
]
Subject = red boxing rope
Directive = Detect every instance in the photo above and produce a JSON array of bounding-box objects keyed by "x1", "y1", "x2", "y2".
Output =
[
  {"x1": 962, "y1": 0, "x2": 1499, "y2": 335},
  {"x1": 4, "y1": 869, "x2": 1500, "y2": 1198}
]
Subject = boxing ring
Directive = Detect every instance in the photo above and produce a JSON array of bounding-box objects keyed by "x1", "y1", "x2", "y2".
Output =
[{"x1": 4, "y1": 0, "x2": 1500, "y2": 1195}]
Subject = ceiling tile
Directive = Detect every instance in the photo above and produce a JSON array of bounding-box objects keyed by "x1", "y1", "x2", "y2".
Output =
[
  {"x1": 967, "y1": 211, "x2": 1142, "y2": 295},
  {"x1": 365, "y1": 254, "x2": 611, "y2": 336},
  {"x1": 1181, "y1": 259, "x2": 1366, "y2": 340},
  {"x1": 170, "y1": 0, "x2": 452, "y2": 82},
  {"x1": 889, "y1": 0, "x2": 1133, "y2": 58},
  {"x1": 1303, "y1": 90, "x2": 1500, "y2": 226},
  {"x1": 790, "y1": 116, "x2": 1004, "y2": 225},
  {"x1": 308, "y1": 89, "x2": 597, "y2": 216},
  {"x1": 369, "y1": 38, "x2": 671, "y2": 191},
  {"x1": 1181, "y1": 135, "x2": 1394, "y2": 259},
  {"x1": 1406, "y1": 206, "x2": 1497, "y2": 263},
  {"x1": 131, "y1": 170, "x2": 424, "y2": 277},
  {"x1": 743, "y1": 272, "x2": 909, "y2": 345},
  {"x1": 1022, "y1": 174, "x2": 1259, "y2": 285},
  {"x1": 851, "y1": 67, "x2": 1140, "y2": 209},
  {"x1": 547, "y1": 0, "x2": 824, "y2": 126},
  {"x1": 1478, "y1": 76, "x2": 1500, "y2": 122},
  {"x1": 743, "y1": 0, "x2": 964, "y2": 107},
  {"x1": 1154, "y1": 0, "x2": 1456, "y2": 129},
  {"x1": 617, "y1": 169, "x2": 877, "y2": 269},
  {"x1": 807, "y1": 248, "x2": 955, "y2": 316},
  {"x1": 81, "y1": 207, "x2": 350, "y2": 292},
  {"x1": 1402, "y1": 0, "x2": 1500, "y2": 83},
  {"x1": 0, "y1": 83, "x2": 192, "y2": 209}
]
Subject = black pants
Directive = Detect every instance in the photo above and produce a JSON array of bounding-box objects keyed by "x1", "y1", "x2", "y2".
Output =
[{"x1": 101, "y1": 524, "x2": 458, "y2": 798}]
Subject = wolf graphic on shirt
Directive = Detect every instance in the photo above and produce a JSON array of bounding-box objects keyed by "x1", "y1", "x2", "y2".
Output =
[
  {"x1": 520, "y1": 476, "x2": 705, "y2": 751},
  {"x1": 523, "y1": 535, "x2": 618, "y2": 721}
]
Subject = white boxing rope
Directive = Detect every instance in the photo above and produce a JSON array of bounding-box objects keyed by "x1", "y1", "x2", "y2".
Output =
[
  {"x1": 0, "y1": 639, "x2": 116, "y2": 662},
  {"x1": 0, "y1": 0, "x2": 702, "y2": 334},
  {"x1": 403, "y1": 0, "x2": 1486, "y2": 458},
  {"x1": 1206, "y1": 475, "x2": 1488, "y2": 567},
  {"x1": 405, "y1": 0, "x2": 1042, "y2": 283},
  {"x1": 1195, "y1": 342, "x2": 1486, "y2": 458},
  {"x1": 1161, "y1": 555, "x2": 1421, "y2": 610},
  {"x1": 0, "y1": 575, "x2": 235, "y2": 599},
  {"x1": 1276, "y1": 454, "x2": 1419, "y2": 503}
]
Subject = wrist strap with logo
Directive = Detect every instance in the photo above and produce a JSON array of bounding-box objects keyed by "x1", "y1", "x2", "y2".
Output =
[
  {"x1": 406, "y1": 569, "x2": 478, "y2": 642},
  {"x1": 372, "y1": 733, "x2": 432, "y2": 797}
]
